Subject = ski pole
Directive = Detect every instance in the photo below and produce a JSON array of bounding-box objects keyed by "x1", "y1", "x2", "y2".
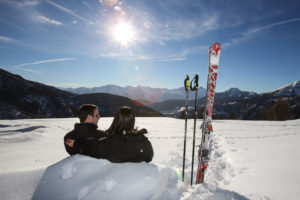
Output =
[
  {"x1": 190, "y1": 73, "x2": 199, "y2": 185},
  {"x1": 182, "y1": 74, "x2": 189, "y2": 182}
]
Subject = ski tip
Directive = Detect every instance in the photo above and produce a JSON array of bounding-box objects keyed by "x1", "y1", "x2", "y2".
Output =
[{"x1": 210, "y1": 42, "x2": 221, "y2": 54}]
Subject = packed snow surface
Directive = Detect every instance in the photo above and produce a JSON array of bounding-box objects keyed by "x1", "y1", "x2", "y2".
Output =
[
  {"x1": 0, "y1": 118, "x2": 299, "y2": 200},
  {"x1": 32, "y1": 155, "x2": 182, "y2": 200}
]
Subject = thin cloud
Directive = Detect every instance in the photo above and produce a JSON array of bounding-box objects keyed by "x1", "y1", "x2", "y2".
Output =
[
  {"x1": 0, "y1": 35, "x2": 15, "y2": 43},
  {"x1": 182, "y1": 45, "x2": 208, "y2": 56},
  {"x1": 38, "y1": 15, "x2": 63, "y2": 26},
  {"x1": 224, "y1": 17, "x2": 300, "y2": 48},
  {"x1": 97, "y1": 52, "x2": 186, "y2": 62},
  {"x1": 141, "y1": 14, "x2": 219, "y2": 42},
  {"x1": 246, "y1": 17, "x2": 300, "y2": 34},
  {"x1": 96, "y1": 1, "x2": 220, "y2": 48},
  {"x1": 83, "y1": 1, "x2": 92, "y2": 10},
  {"x1": 0, "y1": 0, "x2": 40, "y2": 7},
  {"x1": 158, "y1": 57, "x2": 186, "y2": 62},
  {"x1": 124, "y1": 1, "x2": 220, "y2": 43},
  {"x1": 21, "y1": 0, "x2": 40, "y2": 7},
  {"x1": 15, "y1": 58, "x2": 77, "y2": 73},
  {"x1": 46, "y1": 0, "x2": 92, "y2": 24},
  {"x1": 16, "y1": 67, "x2": 41, "y2": 73},
  {"x1": 96, "y1": 53, "x2": 123, "y2": 58},
  {"x1": 97, "y1": 53, "x2": 154, "y2": 60},
  {"x1": 114, "y1": 6, "x2": 122, "y2": 12}
]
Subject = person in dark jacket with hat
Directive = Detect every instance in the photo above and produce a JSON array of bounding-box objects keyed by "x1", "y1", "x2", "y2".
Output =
[
  {"x1": 93, "y1": 106, "x2": 154, "y2": 163},
  {"x1": 64, "y1": 104, "x2": 107, "y2": 156}
]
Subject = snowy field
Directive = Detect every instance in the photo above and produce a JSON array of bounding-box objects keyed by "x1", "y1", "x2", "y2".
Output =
[{"x1": 0, "y1": 117, "x2": 299, "y2": 200}]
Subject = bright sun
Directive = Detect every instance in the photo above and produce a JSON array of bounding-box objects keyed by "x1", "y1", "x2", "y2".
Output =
[{"x1": 112, "y1": 21, "x2": 135, "y2": 46}]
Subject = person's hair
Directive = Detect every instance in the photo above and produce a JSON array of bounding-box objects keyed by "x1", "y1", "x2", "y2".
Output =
[
  {"x1": 78, "y1": 104, "x2": 98, "y2": 123},
  {"x1": 107, "y1": 106, "x2": 135, "y2": 135}
]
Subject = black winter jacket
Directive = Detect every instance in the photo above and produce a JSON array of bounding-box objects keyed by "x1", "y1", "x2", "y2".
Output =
[
  {"x1": 64, "y1": 123, "x2": 106, "y2": 156},
  {"x1": 92, "y1": 129, "x2": 154, "y2": 163}
]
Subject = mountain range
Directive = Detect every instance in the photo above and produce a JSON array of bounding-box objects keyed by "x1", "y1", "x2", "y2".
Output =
[
  {"x1": 149, "y1": 81, "x2": 300, "y2": 120},
  {"x1": 62, "y1": 85, "x2": 207, "y2": 103},
  {"x1": 0, "y1": 68, "x2": 162, "y2": 119},
  {"x1": 0, "y1": 67, "x2": 299, "y2": 120}
]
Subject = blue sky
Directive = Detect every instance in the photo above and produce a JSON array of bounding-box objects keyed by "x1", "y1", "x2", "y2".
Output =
[{"x1": 0, "y1": 0, "x2": 300, "y2": 93}]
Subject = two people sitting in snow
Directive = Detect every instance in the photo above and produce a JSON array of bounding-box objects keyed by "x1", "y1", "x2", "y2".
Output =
[{"x1": 64, "y1": 104, "x2": 154, "y2": 163}]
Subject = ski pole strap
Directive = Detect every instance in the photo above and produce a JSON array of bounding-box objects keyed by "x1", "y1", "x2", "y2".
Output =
[
  {"x1": 190, "y1": 73, "x2": 199, "y2": 91},
  {"x1": 184, "y1": 74, "x2": 190, "y2": 91}
]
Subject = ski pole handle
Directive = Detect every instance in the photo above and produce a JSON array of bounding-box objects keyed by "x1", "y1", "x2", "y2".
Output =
[
  {"x1": 190, "y1": 73, "x2": 199, "y2": 91},
  {"x1": 184, "y1": 74, "x2": 190, "y2": 91}
]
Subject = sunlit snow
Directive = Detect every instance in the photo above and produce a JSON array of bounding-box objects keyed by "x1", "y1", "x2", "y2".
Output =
[{"x1": 0, "y1": 118, "x2": 299, "y2": 200}]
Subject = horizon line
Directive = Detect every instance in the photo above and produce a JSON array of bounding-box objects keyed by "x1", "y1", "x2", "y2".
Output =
[{"x1": 53, "y1": 81, "x2": 299, "y2": 94}]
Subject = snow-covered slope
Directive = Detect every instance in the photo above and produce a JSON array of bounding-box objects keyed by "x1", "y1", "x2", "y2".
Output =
[{"x1": 0, "y1": 118, "x2": 299, "y2": 200}]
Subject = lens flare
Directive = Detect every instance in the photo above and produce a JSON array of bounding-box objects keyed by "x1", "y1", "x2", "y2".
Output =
[{"x1": 103, "y1": 0, "x2": 118, "y2": 7}]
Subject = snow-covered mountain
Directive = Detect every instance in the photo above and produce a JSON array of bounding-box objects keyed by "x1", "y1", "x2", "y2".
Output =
[
  {"x1": 269, "y1": 80, "x2": 300, "y2": 96},
  {"x1": 150, "y1": 81, "x2": 300, "y2": 120},
  {"x1": 63, "y1": 85, "x2": 207, "y2": 102},
  {"x1": 1, "y1": 67, "x2": 299, "y2": 120},
  {"x1": 63, "y1": 85, "x2": 258, "y2": 103},
  {"x1": 65, "y1": 85, "x2": 127, "y2": 96},
  {"x1": 216, "y1": 88, "x2": 257, "y2": 99}
]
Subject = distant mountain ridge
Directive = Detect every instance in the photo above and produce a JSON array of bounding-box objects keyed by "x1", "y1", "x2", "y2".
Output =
[
  {"x1": 63, "y1": 84, "x2": 258, "y2": 103},
  {"x1": 1, "y1": 67, "x2": 299, "y2": 120},
  {"x1": 63, "y1": 79, "x2": 300, "y2": 120},
  {"x1": 149, "y1": 80, "x2": 300, "y2": 120},
  {"x1": 62, "y1": 85, "x2": 207, "y2": 102},
  {"x1": 0, "y1": 68, "x2": 162, "y2": 119},
  {"x1": 269, "y1": 81, "x2": 300, "y2": 96},
  {"x1": 215, "y1": 88, "x2": 257, "y2": 100}
]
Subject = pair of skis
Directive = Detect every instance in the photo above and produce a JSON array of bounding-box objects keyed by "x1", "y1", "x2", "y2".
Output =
[{"x1": 182, "y1": 42, "x2": 221, "y2": 185}]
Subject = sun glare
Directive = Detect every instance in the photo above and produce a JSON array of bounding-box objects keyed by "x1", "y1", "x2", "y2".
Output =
[{"x1": 112, "y1": 21, "x2": 135, "y2": 46}]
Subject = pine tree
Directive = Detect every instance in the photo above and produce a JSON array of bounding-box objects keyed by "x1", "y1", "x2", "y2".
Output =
[{"x1": 268, "y1": 98, "x2": 292, "y2": 120}]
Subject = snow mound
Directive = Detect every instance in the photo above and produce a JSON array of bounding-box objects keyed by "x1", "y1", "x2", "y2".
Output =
[{"x1": 32, "y1": 155, "x2": 184, "y2": 200}]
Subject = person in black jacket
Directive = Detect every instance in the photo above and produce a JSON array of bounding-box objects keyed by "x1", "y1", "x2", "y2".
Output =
[
  {"x1": 93, "y1": 106, "x2": 154, "y2": 163},
  {"x1": 65, "y1": 105, "x2": 153, "y2": 163},
  {"x1": 64, "y1": 104, "x2": 107, "y2": 156}
]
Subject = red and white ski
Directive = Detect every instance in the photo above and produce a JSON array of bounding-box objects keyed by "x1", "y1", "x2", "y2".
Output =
[{"x1": 196, "y1": 42, "x2": 221, "y2": 184}]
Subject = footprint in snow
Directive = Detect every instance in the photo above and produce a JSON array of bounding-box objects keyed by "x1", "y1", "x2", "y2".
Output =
[
  {"x1": 77, "y1": 186, "x2": 90, "y2": 200},
  {"x1": 104, "y1": 179, "x2": 118, "y2": 192},
  {"x1": 92, "y1": 179, "x2": 118, "y2": 193},
  {"x1": 61, "y1": 162, "x2": 77, "y2": 179},
  {"x1": 214, "y1": 152, "x2": 223, "y2": 157}
]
